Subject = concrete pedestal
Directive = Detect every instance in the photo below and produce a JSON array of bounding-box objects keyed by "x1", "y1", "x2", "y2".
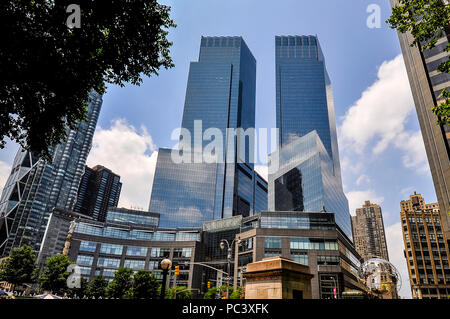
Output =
[{"x1": 243, "y1": 257, "x2": 313, "y2": 299}]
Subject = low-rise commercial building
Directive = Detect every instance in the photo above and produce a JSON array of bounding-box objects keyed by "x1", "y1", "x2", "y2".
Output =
[
  {"x1": 234, "y1": 211, "x2": 367, "y2": 299},
  {"x1": 40, "y1": 208, "x2": 370, "y2": 299},
  {"x1": 38, "y1": 207, "x2": 203, "y2": 295},
  {"x1": 66, "y1": 212, "x2": 203, "y2": 292}
]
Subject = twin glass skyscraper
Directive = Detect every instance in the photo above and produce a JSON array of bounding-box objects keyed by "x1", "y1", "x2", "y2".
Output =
[
  {"x1": 149, "y1": 37, "x2": 268, "y2": 228},
  {"x1": 150, "y1": 35, "x2": 351, "y2": 237},
  {"x1": 269, "y1": 35, "x2": 352, "y2": 239},
  {"x1": 275, "y1": 35, "x2": 342, "y2": 185}
]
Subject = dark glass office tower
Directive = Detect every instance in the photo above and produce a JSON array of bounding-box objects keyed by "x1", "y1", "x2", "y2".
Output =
[
  {"x1": 275, "y1": 35, "x2": 342, "y2": 184},
  {"x1": 74, "y1": 165, "x2": 122, "y2": 221},
  {"x1": 149, "y1": 37, "x2": 267, "y2": 228},
  {"x1": 0, "y1": 91, "x2": 102, "y2": 255},
  {"x1": 268, "y1": 131, "x2": 352, "y2": 238},
  {"x1": 270, "y1": 36, "x2": 351, "y2": 239}
]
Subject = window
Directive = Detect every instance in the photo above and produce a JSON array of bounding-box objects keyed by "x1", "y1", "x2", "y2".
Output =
[
  {"x1": 75, "y1": 223, "x2": 103, "y2": 236},
  {"x1": 317, "y1": 255, "x2": 340, "y2": 266},
  {"x1": 264, "y1": 252, "x2": 281, "y2": 258},
  {"x1": 291, "y1": 252, "x2": 308, "y2": 265},
  {"x1": 79, "y1": 241, "x2": 97, "y2": 252},
  {"x1": 239, "y1": 238, "x2": 253, "y2": 252},
  {"x1": 324, "y1": 241, "x2": 338, "y2": 250},
  {"x1": 153, "y1": 232, "x2": 175, "y2": 241},
  {"x1": 103, "y1": 227, "x2": 129, "y2": 239},
  {"x1": 78, "y1": 266, "x2": 91, "y2": 276},
  {"x1": 175, "y1": 232, "x2": 200, "y2": 241},
  {"x1": 148, "y1": 260, "x2": 159, "y2": 270},
  {"x1": 290, "y1": 238, "x2": 338, "y2": 250},
  {"x1": 290, "y1": 238, "x2": 308, "y2": 250},
  {"x1": 102, "y1": 269, "x2": 116, "y2": 278},
  {"x1": 173, "y1": 248, "x2": 192, "y2": 258},
  {"x1": 150, "y1": 248, "x2": 170, "y2": 258},
  {"x1": 97, "y1": 257, "x2": 120, "y2": 268},
  {"x1": 106, "y1": 210, "x2": 159, "y2": 227},
  {"x1": 124, "y1": 259, "x2": 145, "y2": 270},
  {"x1": 77, "y1": 255, "x2": 94, "y2": 266},
  {"x1": 265, "y1": 237, "x2": 282, "y2": 249},
  {"x1": 238, "y1": 253, "x2": 253, "y2": 267},
  {"x1": 126, "y1": 246, "x2": 148, "y2": 257},
  {"x1": 129, "y1": 230, "x2": 153, "y2": 240},
  {"x1": 100, "y1": 243, "x2": 123, "y2": 255}
]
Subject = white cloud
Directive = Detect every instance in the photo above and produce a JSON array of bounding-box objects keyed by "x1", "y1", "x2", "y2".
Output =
[
  {"x1": 87, "y1": 118, "x2": 158, "y2": 210},
  {"x1": 356, "y1": 174, "x2": 371, "y2": 186},
  {"x1": 255, "y1": 164, "x2": 268, "y2": 181},
  {"x1": 338, "y1": 54, "x2": 428, "y2": 172},
  {"x1": 0, "y1": 161, "x2": 11, "y2": 191},
  {"x1": 345, "y1": 189, "x2": 384, "y2": 216},
  {"x1": 341, "y1": 156, "x2": 364, "y2": 175},
  {"x1": 339, "y1": 54, "x2": 413, "y2": 152},
  {"x1": 385, "y1": 222, "x2": 412, "y2": 299},
  {"x1": 394, "y1": 131, "x2": 429, "y2": 173}
]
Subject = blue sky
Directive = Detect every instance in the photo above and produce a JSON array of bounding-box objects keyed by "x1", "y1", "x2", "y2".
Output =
[{"x1": 0, "y1": 0, "x2": 439, "y2": 298}]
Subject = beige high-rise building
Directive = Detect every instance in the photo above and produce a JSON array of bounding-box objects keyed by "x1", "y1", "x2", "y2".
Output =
[
  {"x1": 351, "y1": 201, "x2": 389, "y2": 261},
  {"x1": 400, "y1": 193, "x2": 450, "y2": 299},
  {"x1": 390, "y1": 0, "x2": 450, "y2": 248}
]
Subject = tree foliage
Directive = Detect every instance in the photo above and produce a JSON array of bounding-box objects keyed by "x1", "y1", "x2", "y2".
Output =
[
  {"x1": 204, "y1": 287, "x2": 219, "y2": 299},
  {"x1": 229, "y1": 287, "x2": 243, "y2": 299},
  {"x1": 0, "y1": 1, "x2": 176, "y2": 158},
  {"x1": 387, "y1": 0, "x2": 450, "y2": 125},
  {"x1": 38, "y1": 254, "x2": 73, "y2": 294},
  {"x1": 0, "y1": 245, "x2": 37, "y2": 287},
  {"x1": 131, "y1": 270, "x2": 159, "y2": 299},
  {"x1": 106, "y1": 267, "x2": 134, "y2": 299},
  {"x1": 86, "y1": 275, "x2": 108, "y2": 299},
  {"x1": 165, "y1": 285, "x2": 192, "y2": 299}
]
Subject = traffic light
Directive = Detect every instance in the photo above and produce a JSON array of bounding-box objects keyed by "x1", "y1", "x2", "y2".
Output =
[
  {"x1": 174, "y1": 265, "x2": 180, "y2": 276},
  {"x1": 207, "y1": 281, "x2": 211, "y2": 289}
]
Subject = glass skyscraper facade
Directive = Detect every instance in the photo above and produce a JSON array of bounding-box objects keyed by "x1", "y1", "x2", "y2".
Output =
[
  {"x1": 150, "y1": 148, "x2": 219, "y2": 228},
  {"x1": 270, "y1": 35, "x2": 351, "y2": 239},
  {"x1": 149, "y1": 36, "x2": 267, "y2": 228},
  {"x1": 0, "y1": 91, "x2": 102, "y2": 256},
  {"x1": 74, "y1": 165, "x2": 122, "y2": 222},
  {"x1": 268, "y1": 131, "x2": 352, "y2": 238},
  {"x1": 275, "y1": 35, "x2": 342, "y2": 184}
]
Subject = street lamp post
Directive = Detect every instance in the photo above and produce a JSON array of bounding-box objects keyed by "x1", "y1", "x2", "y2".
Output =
[
  {"x1": 160, "y1": 258, "x2": 172, "y2": 300},
  {"x1": 219, "y1": 238, "x2": 241, "y2": 299}
]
